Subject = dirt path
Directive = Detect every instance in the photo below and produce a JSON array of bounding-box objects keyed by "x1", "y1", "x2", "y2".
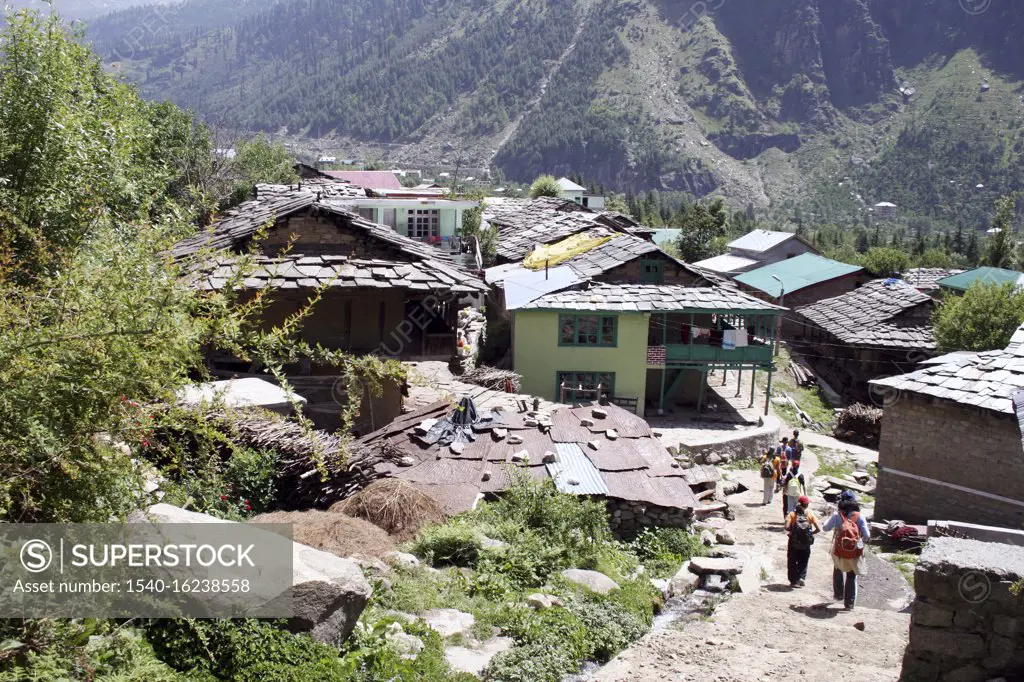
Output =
[{"x1": 588, "y1": 446, "x2": 911, "y2": 682}]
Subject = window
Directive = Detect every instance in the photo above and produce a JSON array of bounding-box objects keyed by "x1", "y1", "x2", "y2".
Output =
[
  {"x1": 559, "y1": 314, "x2": 616, "y2": 347},
  {"x1": 640, "y1": 258, "x2": 664, "y2": 284},
  {"x1": 407, "y1": 209, "x2": 440, "y2": 240},
  {"x1": 557, "y1": 372, "x2": 615, "y2": 404}
]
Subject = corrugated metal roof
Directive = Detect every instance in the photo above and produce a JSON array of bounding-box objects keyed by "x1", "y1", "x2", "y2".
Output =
[
  {"x1": 322, "y1": 170, "x2": 404, "y2": 190},
  {"x1": 734, "y1": 254, "x2": 863, "y2": 298},
  {"x1": 691, "y1": 253, "x2": 761, "y2": 274},
  {"x1": 547, "y1": 443, "x2": 609, "y2": 495},
  {"x1": 937, "y1": 266, "x2": 1024, "y2": 292},
  {"x1": 728, "y1": 229, "x2": 800, "y2": 253}
]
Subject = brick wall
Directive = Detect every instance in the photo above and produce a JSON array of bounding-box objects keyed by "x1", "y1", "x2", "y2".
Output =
[
  {"x1": 875, "y1": 396, "x2": 1024, "y2": 528},
  {"x1": 901, "y1": 537, "x2": 1024, "y2": 682}
]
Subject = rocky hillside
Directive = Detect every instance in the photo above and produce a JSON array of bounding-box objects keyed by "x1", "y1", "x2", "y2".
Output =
[{"x1": 79, "y1": 0, "x2": 1024, "y2": 224}]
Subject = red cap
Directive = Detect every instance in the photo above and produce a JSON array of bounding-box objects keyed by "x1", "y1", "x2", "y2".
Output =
[{"x1": 798, "y1": 495, "x2": 810, "y2": 506}]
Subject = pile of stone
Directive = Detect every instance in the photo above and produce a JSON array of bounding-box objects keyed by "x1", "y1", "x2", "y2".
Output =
[{"x1": 819, "y1": 473, "x2": 876, "y2": 503}]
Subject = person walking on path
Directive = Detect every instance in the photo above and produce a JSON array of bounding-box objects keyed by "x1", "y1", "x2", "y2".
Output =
[
  {"x1": 791, "y1": 430, "x2": 804, "y2": 460},
  {"x1": 822, "y1": 491, "x2": 871, "y2": 610},
  {"x1": 760, "y1": 447, "x2": 779, "y2": 505},
  {"x1": 780, "y1": 460, "x2": 806, "y2": 518},
  {"x1": 785, "y1": 495, "x2": 821, "y2": 587},
  {"x1": 775, "y1": 438, "x2": 792, "y2": 519}
]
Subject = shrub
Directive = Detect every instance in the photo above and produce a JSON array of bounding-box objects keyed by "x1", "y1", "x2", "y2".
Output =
[
  {"x1": 145, "y1": 619, "x2": 347, "y2": 679},
  {"x1": 499, "y1": 607, "x2": 592, "y2": 662},
  {"x1": 483, "y1": 643, "x2": 579, "y2": 682},
  {"x1": 411, "y1": 522, "x2": 484, "y2": 567},
  {"x1": 566, "y1": 598, "x2": 647, "y2": 662},
  {"x1": 0, "y1": 620, "x2": 184, "y2": 682},
  {"x1": 605, "y1": 578, "x2": 660, "y2": 626},
  {"x1": 627, "y1": 527, "x2": 705, "y2": 578}
]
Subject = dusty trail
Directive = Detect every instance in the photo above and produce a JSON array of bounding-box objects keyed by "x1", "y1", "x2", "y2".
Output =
[{"x1": 588, "y1": 446, "x2": 912, "y2": 682}]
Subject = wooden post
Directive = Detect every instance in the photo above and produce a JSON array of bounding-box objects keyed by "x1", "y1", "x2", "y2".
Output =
[
  {"x1": 764, "y1": 369, "x2": 773, "y2": 416},
  {"x1": 749, "y1": 368, "x2": 757, "y2": 408},
  {"x1": 659, "y1": 368, "x2": 667, "y2": 413},
  {"x1": 697, "y1": 369, "x2": 707, "y2": 414},
  {"x1": 736, "y1": 366, "x2": 742, "y2": 397}
]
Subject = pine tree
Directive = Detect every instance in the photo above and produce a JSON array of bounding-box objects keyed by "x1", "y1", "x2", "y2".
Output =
[
  {"x1": 966, "y1": 231, "x2": 980, "y2": 265},
  {"x1": 953, "y1": 222, "x2": 965, "y2": 254}
]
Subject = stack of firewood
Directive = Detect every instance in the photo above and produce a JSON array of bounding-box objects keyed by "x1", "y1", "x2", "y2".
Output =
[{"x1": 832, "y1": 403, "x2": 883, "y2": 446}]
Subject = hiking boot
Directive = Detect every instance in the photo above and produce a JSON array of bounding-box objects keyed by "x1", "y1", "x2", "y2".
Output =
[
  {"x1": 844, "y1": 604, "x2": 855, "y2": 611},
  {"x1": 797, "y1": 579, "x2": 806, "y2": 587}
]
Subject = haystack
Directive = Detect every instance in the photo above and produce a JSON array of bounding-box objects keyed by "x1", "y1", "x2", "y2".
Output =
[
  {"x1": 331, "y1": 479, "x2": 446, "y2": 542},
  {"x1": 248, "y1": 510, "x2": 397, "y2": 558}
]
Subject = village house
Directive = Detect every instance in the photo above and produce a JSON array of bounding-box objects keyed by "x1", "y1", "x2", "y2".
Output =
[
  {"x1": 792, "y1": 279, "x2": 936, "y2": 403},
  {"x1": 509, "y1": 283, "x2": 783, "y2": 418},
  {"x1": 555, "y1": 177, "x2": 606, "y2": 210},
  {"x1": 869, "y1": 325, "x2": 1024, "y2": 529},
  {"x1": 357, "y1": 399, "x2": 724, "y2": 535},
  {"x1": 872, "y1": 201, "x2": 898, "y2": 220},
  {"x1": 692, "y1": 229, "x2": 820, "y2": 275},
  {"x1": 733, "y1": 253, "x2": 866, "y2": 335},
  {"x1": 937, "y1": 265, "x2": 1024, "y2": 294},
  {"x1": 174, "y1": 182, "x2": 488, "y2": 433}
]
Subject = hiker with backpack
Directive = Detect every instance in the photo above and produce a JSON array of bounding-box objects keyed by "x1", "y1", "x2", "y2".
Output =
[
  {"x1": 760, "y1": 447, "x2": 779, "y2": 505},
  {"x1": 791, "y1": 430, "x2": 804, "y2": 459},
  {"x1": 780, "y1": 460, "x2": 806, "y2": 518},
  {"x1": 775, "y1": 438, "x2": 792, "y2": 518},
  {"x1": 822, "y1": 491, "x2": 871, "y2": 610},
  {"x1": 785, "y1": 495, "x2": 821, "y2": 587}
]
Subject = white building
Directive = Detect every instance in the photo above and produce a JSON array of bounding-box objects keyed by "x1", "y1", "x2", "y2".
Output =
[
  {"x1": 693, "y1": 229, "x2": 820, "y2": 275},
  {"x1": 873, "y1": 201, "x2": 898, "y2": 220},
  {"x1": 556, "y1": 177, "x2": 605, "y2": 210}
]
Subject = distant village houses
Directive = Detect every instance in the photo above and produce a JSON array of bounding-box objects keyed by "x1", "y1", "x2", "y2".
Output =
[{"x1": 693, "y1": 229, "x2": 820, "y2": 275}]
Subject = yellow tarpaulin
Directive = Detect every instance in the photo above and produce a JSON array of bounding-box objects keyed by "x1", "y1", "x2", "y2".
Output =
[{"x1": 523, "y1": 233, "x2": 612, "y2": 270}]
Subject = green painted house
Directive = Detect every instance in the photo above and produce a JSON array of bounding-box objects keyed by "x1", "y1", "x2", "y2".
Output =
[{"x1": 511, "y1": 283, "x2": 784, "y2": 417}]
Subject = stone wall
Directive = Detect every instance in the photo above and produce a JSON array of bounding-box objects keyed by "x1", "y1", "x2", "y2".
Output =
[
  {"x1": 606, "y1": 499, "x2": 693, "y2": 537},
  {"x1": 675, "y1": 415, "x2": 781, "y2": 464},
  {"x1": 875, "y1": 396, "x2": 1024, "y2": 529},
  {"x1": 901, "y1": 536, "x2": 1024, "y2": 682}
]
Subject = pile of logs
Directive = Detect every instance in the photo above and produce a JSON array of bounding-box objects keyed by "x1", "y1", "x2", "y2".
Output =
[
  {"x1": 832, "y1": 403, "x2": 883, "y2": 447},
  {"x1": 787, "y1": 356, "x2": 817, "y2": 387}
]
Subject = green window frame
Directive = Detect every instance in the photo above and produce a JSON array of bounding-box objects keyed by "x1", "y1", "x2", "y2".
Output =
[
  {"x1": 558, "y1": 314, "x2": 617, "y2": 347},
  {"x1": 556, "y1": 371, "x2": 616, "y2": 404},
  {"x1": 640, "y1": 258, "x2": 664, "y2": 284}
]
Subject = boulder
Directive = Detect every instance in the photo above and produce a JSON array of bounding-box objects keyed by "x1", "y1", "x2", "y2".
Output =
[
  {"x1": 384, "y1": 551, "x2": 421, "y2": 569},
  {"x1": 700, "y1": 529, "x2": 717, "y2": 547},
  {"x1": 561, "y1": 568, "x2": 619, "y2": 595},
  {"x1": 445, "y1": 637, "x2": 515, "y2": 676},
  {"x1": 650, "y1": 578, "x2": 671, "y2": 600},
  {"x1": 526, "y1": 593, "x2": 554, "y2": 610},
  {"x1": 131, "y1": 504, "x2": 371, "y2": 645},
  {"x1": 705, "y1": 453, "x2": 722, "y2": 465},
  {"x1": 669, "y1": 561, "x2": 700, "y2": 597},
  {"x1": 688, "y1": 556, "x2": 744, "y2": 576},
  {"x1": 715, "y1": 529, "x2": 736, "y2": 546},
  {"x1": 422, "y1": 608, "x2": 476, "y2": 638}
]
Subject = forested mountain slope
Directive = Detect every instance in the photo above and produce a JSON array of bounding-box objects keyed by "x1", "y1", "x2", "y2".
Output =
[{"x1": 79, "y1": 0, "x2": 1024, "y2": 227}]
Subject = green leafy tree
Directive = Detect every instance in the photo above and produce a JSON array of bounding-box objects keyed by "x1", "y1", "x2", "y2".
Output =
[
  {"x1": 223, "y1": 135, "x2": 299, "y2": 208},
  {"x1": 933, "y1": 282, "x2": 1024, "y2": 352},
  {"x1": 984, "y1": 195, "x2": 1017, "y2": 268},
  {"x1": 860, "y1": 247, "x2": 910, "y2": 277},
  {"x1": 529, "y1": 174, "x2": 562, "y2": 199},
  {"x1": 916, "y1": 248, "x2": 954, "y2": 269},
  {"x1": 674, "y1": 199, "x2": 728, "y2": 263}
]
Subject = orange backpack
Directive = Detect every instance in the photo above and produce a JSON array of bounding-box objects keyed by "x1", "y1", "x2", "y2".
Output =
[{"x1": 833, "y1": 511, "x2": 863, "y2": 559}]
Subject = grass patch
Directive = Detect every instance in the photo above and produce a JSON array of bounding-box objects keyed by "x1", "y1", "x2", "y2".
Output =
[
  {"x1": 724, "y1": 458, "x2": 760, "y2": 471},
  {"x1": 759, "y1": 346, "x2": 836, "y2": 431},
  {"x1": 815, "y1": 453, "x2": 855, "y2": 480},
  {"x1": 888, "y1": 552, "x2": 919, "y2": 586}
]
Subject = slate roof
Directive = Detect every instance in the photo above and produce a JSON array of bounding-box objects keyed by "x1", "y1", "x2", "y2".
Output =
[
  {"x1": 358, "y1": 400, "x2": 710, "y2": 514},
  {"x1": 937, "y1": 266, "x2": 1024, "y2": 292},
  {"x1": 175, "y1": 185, "x2": 486, "y2": 293},
  {"x1": 870, "y1": 323, "x2": 1024, "y2": 415},
  {"x1": 691, "y1": 253, "x2": 761, "y2": 274},
  {"x1": 796, "y1": 279, "x2": 935, "y2": 350},
  {"x1": 517, "y1": 282, "x2": 785, "y2": 313},
  {"x1": 484, "y1": 199, "x2": 605, "y2": 261},
  {"x1": 901, "y1": 268, "x2": 965, "y2": 292},
  {"x1": 734, "y1": 254, "x2": 864, "y2": 298},
  {"x1": 728, "y1": 229, "x2": 809, "y2": 254},
  {"x1": 194, "y1": 253, "x2": 488, "y2": 293}
]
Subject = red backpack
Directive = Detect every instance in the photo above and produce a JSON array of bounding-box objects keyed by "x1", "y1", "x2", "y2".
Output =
[{"x1": 833, "y1": 511, "x2": 863, "y2": 559}]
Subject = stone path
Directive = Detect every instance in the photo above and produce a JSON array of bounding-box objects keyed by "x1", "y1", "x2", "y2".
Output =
[{"x1": 587, "y1": 444, "x2": 911, "y2": 682}]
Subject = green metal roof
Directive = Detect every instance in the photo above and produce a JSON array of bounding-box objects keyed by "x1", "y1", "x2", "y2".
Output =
[
  {"x1": 733, "y1": 254, "x2": 863, "y2": 298},
  {"x1": 936, "y1": 266, "x2": 1024, "y2": 292}
]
